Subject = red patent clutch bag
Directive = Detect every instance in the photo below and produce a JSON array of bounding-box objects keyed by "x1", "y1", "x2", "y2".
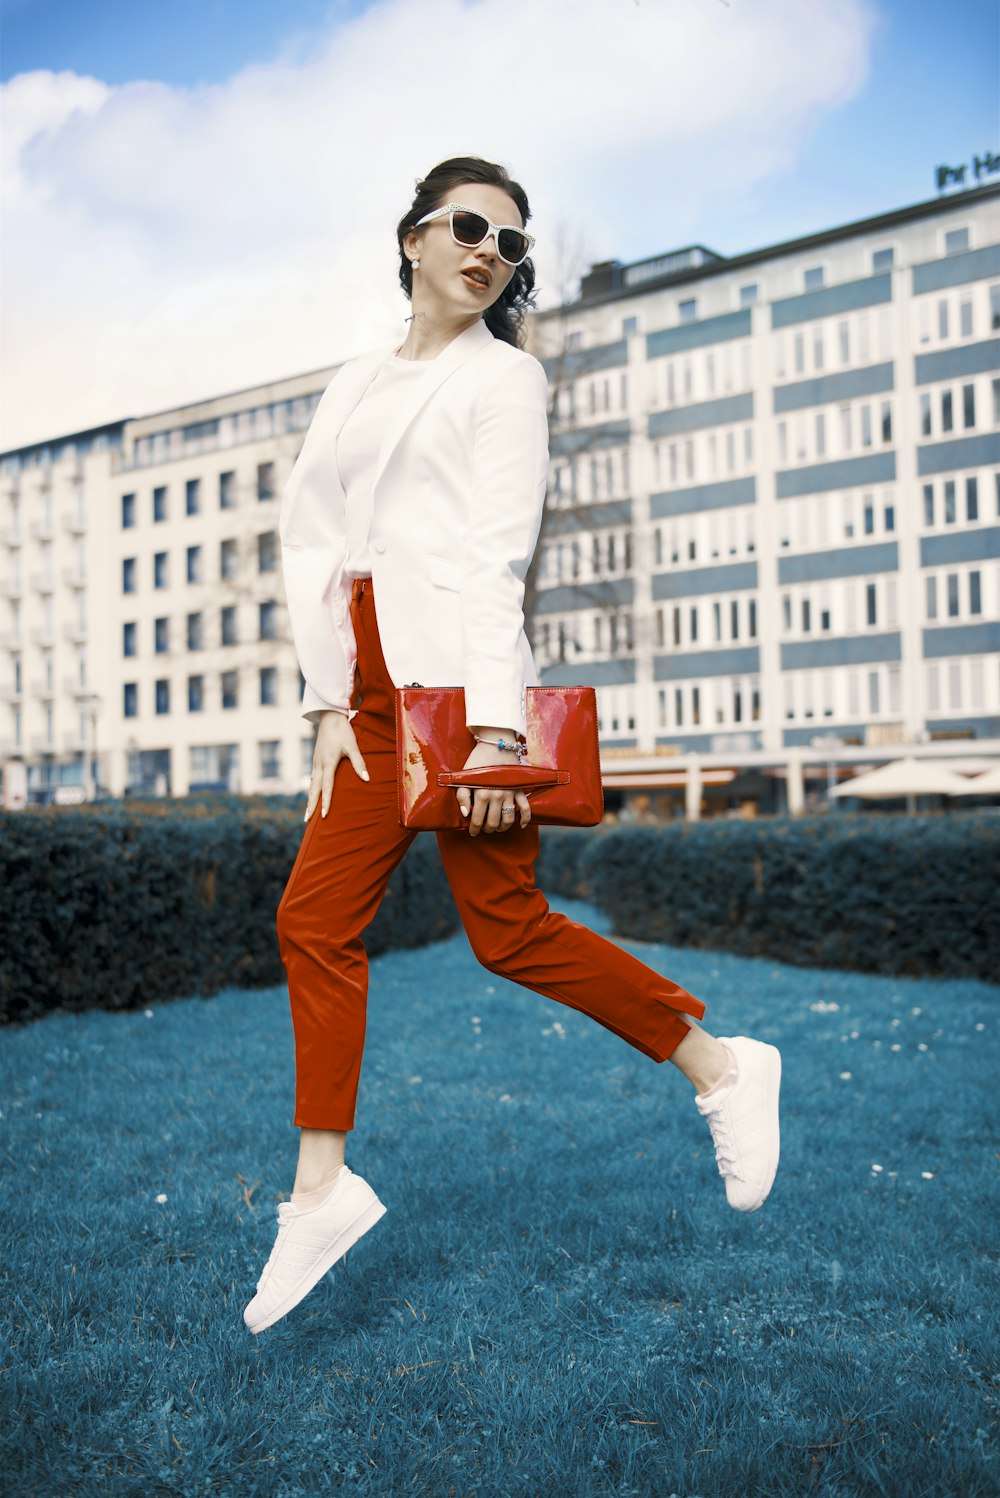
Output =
[{"x1": 395, "y1": 685, "x2": 604, "y2": 831}]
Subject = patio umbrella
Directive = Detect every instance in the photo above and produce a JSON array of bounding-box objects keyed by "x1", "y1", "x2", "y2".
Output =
[
  {"x1": 947, "y1": 764, "x2": 1000, "y2": 796},
  {"x1": 828, "y1": 756, "x2": 968, "y2": 809}
]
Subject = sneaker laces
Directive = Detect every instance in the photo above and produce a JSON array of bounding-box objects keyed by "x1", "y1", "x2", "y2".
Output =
[
  {"x1": 255, "y1": 1201, "x2": 298, "y2": 1293},
  {"x1": 705, "y1": 1108, "x2": 740, "y2": 1177}
]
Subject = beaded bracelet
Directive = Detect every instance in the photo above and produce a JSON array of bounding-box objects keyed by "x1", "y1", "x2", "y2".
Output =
[{"x1": 472, "y1": 732, "x2": 528, "y2": 760}]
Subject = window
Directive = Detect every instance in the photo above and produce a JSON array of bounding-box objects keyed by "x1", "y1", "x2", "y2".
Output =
[
  {"x1": 155, "y1": 679, "x2": 170, "y2": 715},
  {"x1": 872, "y1": 247, "x2": 894, "y2": 272},
  {"x1": 679, "y1": 298, "x2": 697, "y2": 323},
  {"x1": 219, "y1": 471, "x2": 236, "y2": 509},
  {"x1": 966, "y1": 477, "x2": 979, "y2": 521},
  {"x1": 944, "y1": 481, "x2": 956, "y2": 524},
  {"x1": 991, "y1": 285, "x2": 1000, "y2": 331},
  {"x1": 970, "y1": 571, "x2": 982, "y2": 615},
  {"x1": 220, "y1": 538, "x2": 238, "y2": 579},
  {"x1": 124, "y1": 682, "x2": 137, "y2": 718},
  {"x1": 188, "y1": 675, "x2": 204, "y2": 712},
  {"x1": 259, "y1": 740, "x2": 281, "y2": 779},
  {"x1": 260, "y1": 666, "x2": 278, "y2": 705},
  {"x1": 186, "y1": 545, "x2": 202, "y2": 583},
  {"x1": 884, "y1": 499, "x2": 895, "y2": 531},
  {"x1": 946, "y1": 573, "x2": 959, "y2": 617},
  {"x1": 866, "y1": 583, "x2": 877, "y2": 626},
  {"x1": 123, "y1": 621, "x2": 136, "y2": 657},
  {"x1": 963, "y1": 384, "x2": 976, "y2": 428},
  {"x1": 739, "y1": 283, "x2": 758, "y2": 305},
  {"x1": 920, "y1": 394, "x2": 932, "y2": 437},
  {"x1": 121, "y1": 493, "x2": 136, "y2": 528},
  {"x1": 941, "y1": 391, "x2": 953, "y2": 433},
  {"x1": 802, "y1": 597, "x2": 811, "y2": 633},
  {"x1": 860, "y1": 406, "x2": 872, "y2": 447},
  {"x1": 881, "y1": 401, "x2": 892, "y2": 442},
  {"x1": 221, "y1": 605, "x2": 237, "y2": 646},
  {"x1": 960, "y1": 300, "x2": 973, "y2": 337},
  {"x1": 187, "y1": 612, "x2": 203, "y2": 651},
  {"x1": 153, "y1": 552, "x2": 168, "y2": 589},
  {"x1": 944, "y1": 226, "x2": 969, "y2": 255},
  {"x1": 993, "y1": 377, "x2": 1000, "y2": 425},
  {"x1": 153, "y1": 486, "x2": 167, "y2": 522},
  {"x1": 123, "y1": 558, "x2": 136, "y2": 594},
  {"x1": 863, "y1": 496, "x2": 875, "y2": 535},
  {"x1": 154, "y1": 617, "x2": 169, "y2": 654},
  {"x1": 257, "y1": 462, "x2": 275, "y2": 502},
  {"x1": 804, "y1": 266, "x2": 824, "y2": 290},
  {"x1": 923, "y1": 483, "x2": 934, "y2": 527},
  {"x1": 222, "y1": 670, "x2": 239, "y2": 709},
  {"x1": 938, "y1": 300, "x2": 949, "y2": 340},
  {"x1": 622, "y1": 315, "x2": 637, "y2": 336},
  {"x1": 186, "y1": 478, "x2": 201, "y2": 516},
  {"x1": 258, "y1": 531, "x2": 277, "y2": 573},
  {"x1": 259, "y1": 600, "x2": 278, "y2": 640}
]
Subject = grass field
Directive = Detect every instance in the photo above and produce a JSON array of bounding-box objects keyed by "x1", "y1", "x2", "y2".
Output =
[{"x1": 2, "y1": 895, "x2": 997, "y2": 1497}]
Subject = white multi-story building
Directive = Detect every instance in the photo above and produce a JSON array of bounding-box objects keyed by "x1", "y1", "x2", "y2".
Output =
[
  {"x1": 528, "y1": 179, "x2": 1000, "y2": 773},
  {"x1": 2, "y1": 180, "x2": 998, "y2": 809}
]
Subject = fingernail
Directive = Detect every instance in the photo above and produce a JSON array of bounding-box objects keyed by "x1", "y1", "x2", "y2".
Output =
[
  {"x1": 461, "y1": 806, "x2": 469, "y2": 816},
  {"x1": 361, "y1": 770, "x2": 370, "y2": 781}
]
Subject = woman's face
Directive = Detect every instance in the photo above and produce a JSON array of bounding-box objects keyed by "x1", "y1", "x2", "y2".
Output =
[{"x1": 404, "y1": 182, "x2": 523, "y2": 316}]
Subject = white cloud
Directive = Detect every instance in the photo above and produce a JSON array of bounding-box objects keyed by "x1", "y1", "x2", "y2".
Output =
[{"x1": 0, "y1": 0, "x2": 876, "y2": 448}]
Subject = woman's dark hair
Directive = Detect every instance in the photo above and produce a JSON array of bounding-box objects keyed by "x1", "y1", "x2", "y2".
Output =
[{"x1": 396, "y1": 155, "x2": 537, "y2": 348}]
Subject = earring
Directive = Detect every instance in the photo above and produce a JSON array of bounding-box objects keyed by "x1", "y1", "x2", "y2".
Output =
[{"x1": 411, "y1": 258, "x2": 420, "y2": 271}]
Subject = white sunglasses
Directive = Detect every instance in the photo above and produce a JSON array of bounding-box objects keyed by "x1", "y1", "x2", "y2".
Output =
[{"x1": 413, "y1": 202, "x2": 535, "y2": 267}]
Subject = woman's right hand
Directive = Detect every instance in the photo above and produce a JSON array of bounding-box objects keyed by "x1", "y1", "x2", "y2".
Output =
[{"x1": 305, "y1": 711, "x2": 370, "y2": 821}]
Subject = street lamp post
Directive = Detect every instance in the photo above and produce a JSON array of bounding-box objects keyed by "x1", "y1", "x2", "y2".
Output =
[{"x1": 84, "y1": 693, "x2": 102, "y2": 801}]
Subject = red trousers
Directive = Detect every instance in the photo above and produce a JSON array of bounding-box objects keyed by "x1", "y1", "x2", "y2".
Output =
[{"x1": 276, "y1": 577, "x2": 707, "y2": 1130}]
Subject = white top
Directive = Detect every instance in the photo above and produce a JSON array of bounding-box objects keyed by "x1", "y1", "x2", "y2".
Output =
[{"x1": 336, "y1": 351, "x2": 435, "y2": 578}]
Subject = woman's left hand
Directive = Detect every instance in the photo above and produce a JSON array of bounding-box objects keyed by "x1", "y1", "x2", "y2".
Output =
[{"x1": 454, "y1": 738, "x2": 532, "y2": 836}]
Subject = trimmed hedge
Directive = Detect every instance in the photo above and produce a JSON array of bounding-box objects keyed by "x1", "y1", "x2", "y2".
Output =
[
  {"x1": 579, "y1": 812, "x2": 1000, "y2": 982},
  {"x1": 0, "y1": 797, "x2": 458, "y2": 1024}
]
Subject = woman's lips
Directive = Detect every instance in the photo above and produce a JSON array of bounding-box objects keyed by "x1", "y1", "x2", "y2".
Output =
[{"x1": 461, "y1": 270, "x2": 491, "y2": 291}]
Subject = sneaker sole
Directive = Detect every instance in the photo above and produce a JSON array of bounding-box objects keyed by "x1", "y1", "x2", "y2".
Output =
[
  {"x1": 736, "y1": 1043, "x2": 781, "y2": 1212},
  {"x1": 245, "y1": 1193, "x2": 388, "y2": 1335}
]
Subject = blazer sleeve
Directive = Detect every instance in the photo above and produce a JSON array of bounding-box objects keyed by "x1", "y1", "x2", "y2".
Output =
[
  {"x1": 461, "y1": 352, "x2": 550, "y2": 736},
  {"x1": 279, "y1": 369, "x2": 358, "y2": 726}
]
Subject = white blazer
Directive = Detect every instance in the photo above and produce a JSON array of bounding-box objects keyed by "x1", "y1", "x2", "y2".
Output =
[{"x1": 279, "y1": 315, "x2": 550, "y2": 738}]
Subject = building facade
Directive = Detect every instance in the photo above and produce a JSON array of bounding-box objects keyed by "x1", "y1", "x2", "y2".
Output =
[
  {"x1": 528, "y1": 181, "x2": 1000, "y2": 773},
  {"x1": 1, "y1": 181, "x2": 998, "y2": 807}
]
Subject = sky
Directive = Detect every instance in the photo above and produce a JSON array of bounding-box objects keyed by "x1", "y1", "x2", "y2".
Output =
[{"x1": 1, "y1": 0, "x2": 997, "y2": 451}]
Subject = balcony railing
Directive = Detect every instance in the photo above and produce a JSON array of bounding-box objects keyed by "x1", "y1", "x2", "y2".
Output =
[
  {"x1": 0, "y1": 576, "x2": 23, "y2": 600},
  {"x1": 61, "y1": 565, "x2": 86, "y2": 588},
  {"x1": 29, "y1": 519, "x2": 54, "y2": 542},
  {"x1": 0, "y1": 526, "x2": 23, "y2": 547},
  {"x1": 30, "y1": 626, "x2": 55, "y2": 647},
  {"x1": 61, "y1": 511, "x2": 87, "y2": 535},
  {"x1": 62, "y1": 621, "x2": 88, "y2": 644},
  {"x1": 30, "y1": 679, "x2": 56, "y2": 699},
  {"x1": 30, "y1": 572, "x2": 55, "y2": 594},
  {"x1": 63, "y1": 677, "x2": 90, "y2": 698}
]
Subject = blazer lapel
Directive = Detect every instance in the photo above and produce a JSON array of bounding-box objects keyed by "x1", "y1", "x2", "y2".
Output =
[{"x1": 370, "y1": 317, "x2": 495, "y2": 498}]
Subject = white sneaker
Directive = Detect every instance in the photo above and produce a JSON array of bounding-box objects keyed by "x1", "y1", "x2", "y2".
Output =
[
  {"x1": 243, "y1": 1164, "x2": 387, "y2": 1334},
  {"x1": 694, "y1": 1035, "x2": 781, "y2": 1212}
]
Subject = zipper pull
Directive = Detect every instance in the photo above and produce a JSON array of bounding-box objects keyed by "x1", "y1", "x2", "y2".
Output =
[{"x1": 406, "y1": 681, "x2": 423, "y2": 687}]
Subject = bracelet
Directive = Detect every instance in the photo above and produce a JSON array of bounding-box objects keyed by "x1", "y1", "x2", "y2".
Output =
[{"x1": 472, "y1": 732, "x2": 527, "y2": 760}]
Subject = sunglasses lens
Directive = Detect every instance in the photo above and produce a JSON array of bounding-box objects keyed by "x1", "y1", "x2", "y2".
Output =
[
  {"x1": 452, "y1": 211, "x2": 489, "y2": 247},
  {"x1": 498, "y1": 229, "x2": 529, "y2": 265}
]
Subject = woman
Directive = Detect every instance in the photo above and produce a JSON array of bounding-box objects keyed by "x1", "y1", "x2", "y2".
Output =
[{"x1": 244, "y1": 156, "x2": 782, "y2": 1335}]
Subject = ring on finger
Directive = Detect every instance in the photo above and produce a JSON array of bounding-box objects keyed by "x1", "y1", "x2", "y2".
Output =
[{"x1": 501, "y1": 805, "x2": 516, "y2": 817}]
